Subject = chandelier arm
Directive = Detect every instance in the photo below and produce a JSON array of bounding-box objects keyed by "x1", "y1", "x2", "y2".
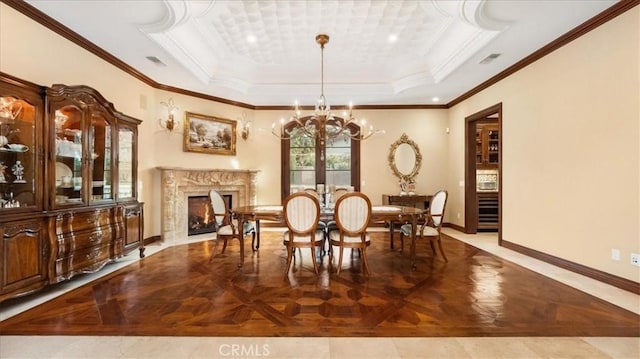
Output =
[{"x1": 271, "y1": 34, "x2": 384, "y2": 143}]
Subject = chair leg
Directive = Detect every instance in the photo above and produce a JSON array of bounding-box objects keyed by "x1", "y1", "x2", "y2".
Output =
[
  {"x1": 337, "y1": 247, "x2": 344, "y2": 275},
  {"x1": 436, "y1": 236, "x2": 448, "y2": 262},
  {"x1": 321, "y1": 231, "x2": 327, "y2": 256},
  {"x1": 251, "y1": 231, "x2": 257, "y2": 252},
  {"x1": 389, "y1": 221, "x2": 394, "y2": 250},
  {"x1": 310, "y1": 246, "x2": 319, "y2": 275},
  {"x1": 361, "y1": 247, "x2": 370, "y2": 275},
  {"x1": 398, "y1": 232, "x2": 405, "y2": 252},
  {"x1": 238, "y1": 234, "x2": 244, "y2": 268},
  {"x1": 429, "y1": 240, "x2": 437, "y2": 255},
  {"x1": 410, "y1": 234, "x2": 418, "y2": 270},
  {"x1": 327, "y1": 242, "x2": 333, "y2": 271},
  {"x1": 221, "y1": 238, "x2": 229, "y2": 253},
  {"x1": 284, "y1": 245, "x2": 293, "y2": 278},
  {"x1": 209, "y1": 238, "x2": 221, "y2": 262}
]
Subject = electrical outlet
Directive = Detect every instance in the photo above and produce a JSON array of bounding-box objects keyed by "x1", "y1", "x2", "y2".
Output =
[
  {"x1": 611, "y1": 249, "x2": 620, "y2": 261},
  {"x1": 631, "y1": 253, "x2": 640, "y2": 267}
]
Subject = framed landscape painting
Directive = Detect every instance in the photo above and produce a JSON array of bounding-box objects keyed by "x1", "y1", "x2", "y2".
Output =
[{"x1": 183, "y1": 112, "x2": 236, "y2": 155}]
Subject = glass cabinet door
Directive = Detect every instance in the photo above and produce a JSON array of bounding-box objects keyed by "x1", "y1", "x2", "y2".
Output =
[
  {"x1": 54, "y1": 106, "x2": 84, "y2": 205},
  {"x1": 117, "y1": 127, "x2": 134, "y2": 200},
  {"x1": 0, "y1": 96, "x2": 37, "y2": 209},
  {"x1": 89, "y1": 112, "x2": 113, "y2": 203}
]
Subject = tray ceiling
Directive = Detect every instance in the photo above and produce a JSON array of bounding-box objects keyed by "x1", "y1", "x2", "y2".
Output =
[{"x1": 25, "y1": 0, "x2": 617, "y2": 106}]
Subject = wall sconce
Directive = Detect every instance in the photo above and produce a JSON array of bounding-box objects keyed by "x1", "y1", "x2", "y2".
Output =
[
  {"x1": 238, "y1": 112, "x2": 251, "y2": 141},
  {"x1": 159, "y1": 98, "x2": 179, "y2": 132},
  {"x1": 241, "y1": 122, "x2": 251, "y2": 140}
]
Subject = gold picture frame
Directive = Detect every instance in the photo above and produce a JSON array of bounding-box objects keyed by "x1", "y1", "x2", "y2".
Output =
[{"x1": 183, "y1": 112, "x2": 236, "y2": 155}]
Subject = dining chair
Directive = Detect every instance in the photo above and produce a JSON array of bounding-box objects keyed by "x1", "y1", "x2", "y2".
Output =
[
  {"x1": 328, "y1": 192, "x2": 372, "y2": 275},
  {"x1": 282, "y1": 191, "x2": 325, "y2": 278},
  {"x1": 324, "y1": 187, "x2": 350, "y2": 252},
  {"x1": 399, "y1": 190, "x2": 448, "y2": 263},
  {"x1": 303, "y1": 188, "x2": 329, "y2": 251},
  {"x1": 208, "y1": 189, "x2": 255, "y2": 263}
]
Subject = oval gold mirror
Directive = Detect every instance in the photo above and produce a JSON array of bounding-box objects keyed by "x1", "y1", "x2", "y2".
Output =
[{"x1": 388, "y1": 133, "x2": 422, "y2": 182}]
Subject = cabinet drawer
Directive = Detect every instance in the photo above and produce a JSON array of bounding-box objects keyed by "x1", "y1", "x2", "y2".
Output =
[
  {"x1": 54, "y1": 209, "x2": 113, "y2": 234},
  {"x1": 53, "y1": 242, "x2": 111, "y2": 282},
  {"x1": 75, "y1": 226, "x2": 112, "y2": 249},
  {"x1": 55, "y1": 226, "x2": 113, "y2": 257}
]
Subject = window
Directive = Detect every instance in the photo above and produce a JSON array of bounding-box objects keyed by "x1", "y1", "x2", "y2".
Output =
[{"x1": 281, "y1": 118, "x2": 361, "y2": 199}]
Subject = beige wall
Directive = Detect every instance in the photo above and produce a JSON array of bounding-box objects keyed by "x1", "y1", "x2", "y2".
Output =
[
  {"x1": 447, "y1": 7, "x2": 639, "y2": 282},
  {"x1": 2, "y1": 4, "x2": 638, "y2": 282}
]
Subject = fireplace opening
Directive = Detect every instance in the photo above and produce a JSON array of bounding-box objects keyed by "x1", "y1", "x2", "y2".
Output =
[{"x1": 187, "y1": 194, "x2": 232, "y2": 236}]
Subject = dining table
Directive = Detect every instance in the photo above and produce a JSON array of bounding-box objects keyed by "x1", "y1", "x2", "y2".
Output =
[{"x1": 228, "y1": 204, "x2": 425, "y2": 269}]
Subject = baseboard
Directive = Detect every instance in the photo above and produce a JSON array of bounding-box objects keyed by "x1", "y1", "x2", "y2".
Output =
[
  {"x1": 143, "y1": 235, "x2": 161, "y2": 246},
  {"x1": 501, "y1": 239, "x2": 640, "y2": 295},
  {"x1": 444, "y1": 222, "x2": 465, "y2": 232}
]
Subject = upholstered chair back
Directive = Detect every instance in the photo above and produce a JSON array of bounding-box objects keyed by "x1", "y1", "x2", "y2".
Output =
[
  {"x1": 429, "y1": 190, "x2": 448, "y2": 227},
  {"x1": 283, "y1": 192, "x2": 321, "y2": 235},
  {"x1": 334, "y1": 192, "x2": 371, "y2": 234},
  {"x1": 209, "y1": 190, "x2": 228, "y2": 226}
]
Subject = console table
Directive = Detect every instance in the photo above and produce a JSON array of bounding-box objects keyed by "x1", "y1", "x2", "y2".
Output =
[{"x1": 382, "y1": 194, "x2": 431, "y2": 209}]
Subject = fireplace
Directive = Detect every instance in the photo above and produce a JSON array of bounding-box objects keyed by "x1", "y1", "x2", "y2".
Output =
[
  {"x1": 187, "y1": 194, "x2": 232, "y2": 236},
  {"x1": 158, "y1": 167, "x2": 259, "y2": 245}
]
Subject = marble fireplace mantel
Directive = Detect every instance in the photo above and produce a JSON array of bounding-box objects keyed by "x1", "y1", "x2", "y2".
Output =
[{"x1": 157, "y1": 167, "x2": 259, "y2": 245}]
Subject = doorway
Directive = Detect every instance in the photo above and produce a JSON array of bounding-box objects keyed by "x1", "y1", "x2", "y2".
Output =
[{"x1": 464, "y1": 103, "x2": 502, "y2": 242}]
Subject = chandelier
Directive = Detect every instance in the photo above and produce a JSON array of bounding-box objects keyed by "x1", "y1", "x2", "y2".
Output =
[{"x1": 272, "y1": 34, "x2": 384, "y2": 142}]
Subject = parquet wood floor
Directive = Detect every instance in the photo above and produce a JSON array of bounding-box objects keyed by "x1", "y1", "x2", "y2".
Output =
[{"x1": 1, "y1": 232, "x2": 638, "y2": 337}]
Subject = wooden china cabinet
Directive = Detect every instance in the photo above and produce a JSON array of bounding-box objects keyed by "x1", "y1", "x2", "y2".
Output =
[
  {"x1": 475, "y1": 122, "x2": 499, "y2": 231},
  {"x1": 0, "y1": 74, "x2": 47, "y2": 302},
  {"x1": 475, "y1": 123, "x2": 499, "y2": 168},
  {"x1": 0, "y1": 73, "x2": 144, "y2": 302}
]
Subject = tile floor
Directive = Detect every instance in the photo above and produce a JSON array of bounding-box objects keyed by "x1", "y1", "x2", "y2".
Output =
[{"x1": 1, "y1": 228, "x2": 638, "y2": 358}]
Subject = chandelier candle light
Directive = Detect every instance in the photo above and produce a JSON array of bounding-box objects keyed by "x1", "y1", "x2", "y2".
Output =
[{"x1": 272, "y1": 34, "x2": 384, "y2": 142}]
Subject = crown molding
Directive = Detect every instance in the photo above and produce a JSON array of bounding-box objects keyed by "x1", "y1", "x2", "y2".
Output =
[{"x1": 2, "y1": 0, "x2": 637, "y2": 110}]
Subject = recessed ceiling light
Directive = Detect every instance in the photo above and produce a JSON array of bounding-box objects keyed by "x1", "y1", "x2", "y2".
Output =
[
  {"x1": 246, "y1": 35, "x2": 257, "y2": 43},
  {"x1": 432, "y1": 97, "x2": 440, "y2": 102},
  {"x1": 387, "y1": 34, "x2": 398, "y2": 43}
]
